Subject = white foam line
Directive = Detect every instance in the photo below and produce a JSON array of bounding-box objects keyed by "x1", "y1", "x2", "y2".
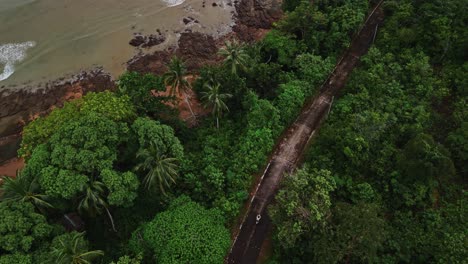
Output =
[
  {"x1": 162, "y1": 0, "x2": 186, "y2": 7},
  {"x1": 0, "y1": 41, "x2": 36, "y2": 81}
]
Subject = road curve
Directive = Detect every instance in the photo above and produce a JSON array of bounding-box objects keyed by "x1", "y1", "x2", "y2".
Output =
[{"x1": 226, "y1": 2, "x2": 385, "y2": 263}]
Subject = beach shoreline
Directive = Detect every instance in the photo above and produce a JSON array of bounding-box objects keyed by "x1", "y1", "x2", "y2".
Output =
[{"x1": 0, "y1": 0, "x2": 282, "y2": 170}]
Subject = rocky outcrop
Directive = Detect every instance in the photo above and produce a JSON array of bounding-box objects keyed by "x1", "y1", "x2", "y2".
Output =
[
  {"x1": 0, "y1": 69, "x2": 115, "y2": 163},
  {"x1": 129, "y1": 33, "x2": 166, "y2": 48},
  {"x1": 233, "y1": 0, "x2": 283, "y2": 42},
  {"x1": 0, "y1": 0, "x2": 284, "y2": 164},
  {"x1": 127, "y1": 0, "x2": 283, "y2": 74}
]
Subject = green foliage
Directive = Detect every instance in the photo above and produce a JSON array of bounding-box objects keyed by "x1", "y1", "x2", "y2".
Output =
[
  {"x1": 381, "y1": 0, "x2": 467, "y2": 64},
  {"x1": 131, "y1": 196, "x2": 230, "y2": 264},
  {"x1": 218, "y1": 40, "x2": 250, "y2": 75},
  {"x1": 194, "y1": 65, "x2": 246, "y2": 112},
  {"x1": 101, "y1": 170, "x2": 139, "y2": 207},
  {"x1": 80, "y1": 91, "x2": 136, "y2": 121},
  {"x1": 276, "y1": 0, "x2": 368, "y2": 56},
  {"x1": 382, "y1": 196, "x2": 468, "y2": 263},
  {"x1": 274, "y1": 80, "x2": 307, "y2": 125},
  {"x1": 0, "y1": 253, "x2": 32, "y2": 264},
  {"x1": 0, "y1": 170, "x2": 53, "y2": 210},
  {"x1": 201, "y1": 82, "x2": 233, "y2": 128},
  {"x1": 19, "y1": 91, "x2": 136, "y2": 160},
  {"x1": 294, "y1": 53, "x2": 334, "y2": 92},
  {"x1": 312, "y1": 202, "x2": 387, "y2": 264},
  {"x1": 110, "y1": 255, "x2": 142, "y2": 264},
  {"x1": 36, "y1": 113, "x2": 128, "y2": 199},
  {"x1": 447, "y1": 122, "x2": 468, "y2": 174},
  {"x1": 246, "y1": 62, "x2": 283, "y2": 99},
  {"x1": 135, "y1": 142, "x2": 179, "y2": 194},
  {"x1": 397, "y1": 133, "x2": 455, "y2": 185},
  {"x1": 0, "y1": 202, "x2": 52, "y2": 253},
  {"x1": 117, "y1": 71, "x2": 168, "y2": 116},
  {"x1": 50, "y1": 231, "x2": 104, "y2": 264},
  {"x1": 131, "y1": 117, "x2": 184, "y2": 160},
  {"x1": 269, "y1": 168, "x2": 336, "y2": 248},
  {"x1": 78, "y1": 181, "x2": 108, "y2": 217},
  {"x1": 19, "y1": 101, "x2": 80, "y2": 159},
  {"x1": 243, "y1": 91, "x2": 281, "y2": 133},
  {"x1": 281, "y1": 0, "x2": 302, "y2": 12},
  {"x1": 164, "y1": 57, "x2": 190, "y2": 96},
  {"x1": 261, "y1": 30, "x2": 305, "y2": 67}
]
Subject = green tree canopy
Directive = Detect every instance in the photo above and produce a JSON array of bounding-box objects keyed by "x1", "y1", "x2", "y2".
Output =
[
  {"x1": 312, "y1": 202, "x2": 387, "y2": 264},
  {"x1": 50, "y1": 231, "x2": 104, "y2": 264},
  {"x1": 0, "y1": 202, "x2": 53, "y2": 253},
  {"x1": 131, "y1": 117, "x2": 184, "y2": 160},
  {"x1": 19, "y1": 91, "x2": 136, "y2": 159},
  {"x1": 269, "y1": 167, "x2": 336, "y2": 248},
  {"x1": 218, "y1": 40, "x2": 250, "y2": 75},
  {"x1": 201, "y1": 82, "x2": 232, "y2": 128},
  {"x1": 117, "y1": 71, "x2": 170, "y2": 117},
  {"x1": 130, "y1": 196, "x2": 230, "y2": 264},
  {"x1": 398, "y1": 133, "x2": 455, "y2": 185},
  {"x1": 34, "y1": 113, "x2": 130, "y2": 199}
]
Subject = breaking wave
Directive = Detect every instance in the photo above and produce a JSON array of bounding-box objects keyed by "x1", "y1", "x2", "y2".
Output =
[
  {"x1": 161, "y1": 0, "x2": 185, "y2": 7},
  {"x1": 0, "y1": 41, "x2": 36, "y2": 81}
]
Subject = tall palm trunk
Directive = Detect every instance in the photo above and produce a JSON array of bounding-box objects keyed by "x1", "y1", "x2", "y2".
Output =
[
  {"x1": 183, "y1": 92, "x2": 196, "y2": 120},
  {"x1": 105, "y1": 207, "x2": 117, "y2": 232}
]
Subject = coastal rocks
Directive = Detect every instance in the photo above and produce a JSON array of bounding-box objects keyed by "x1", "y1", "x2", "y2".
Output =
[
  {"x1": 177, "y1": 32, "x2": 218, "y2": 70},
  {"x1": 129, "y1": 33, "x2": 166, "y2": 48},
  {"x1": 127, "y1": 32, "x2": 219, "y2": 75},
  {"x1": 233, "y1": 0, "x2": 283, "y2": 42},
  {"x1": 0, "y1": 69, "x2": 115, "y2": 163},
  {"x1": 127, "y1": 0, "x2": 283, "y2": 74},
  {"x1": 129, "y1": 35, "x2": 146, "y2": 47},
  {"x1": 127, "y1": 51, "x2": 172, "y2": 75}
]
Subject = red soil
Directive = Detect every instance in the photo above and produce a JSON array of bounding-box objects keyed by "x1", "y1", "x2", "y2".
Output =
[{"x1": 0, "y1": 158, "x2": 23, "y2": 178}]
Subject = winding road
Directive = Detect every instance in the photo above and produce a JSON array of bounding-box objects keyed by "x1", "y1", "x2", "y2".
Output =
[{"x1": 227, "y1": 1, "x2": 385, "y2": 263}]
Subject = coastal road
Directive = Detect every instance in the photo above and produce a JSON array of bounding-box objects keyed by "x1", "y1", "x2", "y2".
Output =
[{"x1": 226, "y1": 2, "x2": 385, "y2": 263}]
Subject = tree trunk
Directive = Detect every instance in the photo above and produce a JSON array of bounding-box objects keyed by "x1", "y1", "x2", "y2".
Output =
[
  {"x1": 105, "y1": 207, "x2": 117, "y2": 232},
  {"x1": 184, "y1": 92, "x2": 196, "y2": 120},
  {"x1": 216, "y1": 117, "x2": 219, "y2": 129}
]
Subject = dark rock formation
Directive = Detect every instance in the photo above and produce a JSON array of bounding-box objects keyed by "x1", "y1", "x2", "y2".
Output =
[{"x1": 0, "y1": 70, "x2": 115, "y2": 163}]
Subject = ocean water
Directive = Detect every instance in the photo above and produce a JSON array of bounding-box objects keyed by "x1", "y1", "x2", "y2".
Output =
[{"x1": 0, "y1": 0, "x2": 234, "y2": 90}]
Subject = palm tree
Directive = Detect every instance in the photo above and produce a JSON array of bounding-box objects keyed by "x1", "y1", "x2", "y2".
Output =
[
  {"x1": 218, "y1": 40, "x2": 249, "y2": 75},
  {"x1": 201, "y1": 82, "x2": 232, "y2": 129},
  {"x1": 51, "y1": 232, "x2": 104, "y2": 264},
  {"x1": 134, "y1": 142, "x2": 178, "y2": 195},
  {"x1": 78, "y1": 181, "x2": 107, "y2": 216},
  {"x1": 164, "y1": 57, "x2": 196, "y2": 120},
  {"x1": 0, "y1": 170, "x2": 53, "y2": 211},
  {"x1": 78, "y1": 181, "x2": 116, "y2": 232}
]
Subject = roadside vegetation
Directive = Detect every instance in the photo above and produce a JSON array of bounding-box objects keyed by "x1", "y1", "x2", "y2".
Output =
[{"x1": 1, "y1": 0, "x2": 466, "y2": 263}]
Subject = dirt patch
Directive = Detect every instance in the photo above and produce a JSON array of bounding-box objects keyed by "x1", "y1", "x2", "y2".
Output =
[
  {"x1": 153, "y1": 75, "x2": 211, "y2": 126},
  {"x1": 233, "y1": 0, "x2": 283, "y2": 42},
  {"x1": 177, "y1": 32, "x2": 219, "y2": 71},
  {"x1": 0, "y1": 158, "x2": 24, "y2": 178}
]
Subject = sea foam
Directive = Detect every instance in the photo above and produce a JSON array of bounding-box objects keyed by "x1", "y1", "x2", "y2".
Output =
[
  {"x1": 161, "y1": 0, "x2": 186, "y2": 7},
  {"x1": 0, "y1": 41, "x2": 36, "y2": 81}
]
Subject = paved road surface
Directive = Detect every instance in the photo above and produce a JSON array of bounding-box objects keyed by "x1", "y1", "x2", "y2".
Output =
[{"x1": 226, "y1": 2, "x2": 385, "y2": 263}]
